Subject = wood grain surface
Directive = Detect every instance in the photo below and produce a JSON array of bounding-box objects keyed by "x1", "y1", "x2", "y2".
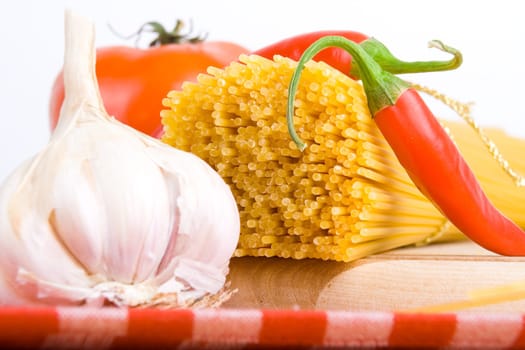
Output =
[{"x1": 224, "y1": 241, "x2": 525, "y2": 312}]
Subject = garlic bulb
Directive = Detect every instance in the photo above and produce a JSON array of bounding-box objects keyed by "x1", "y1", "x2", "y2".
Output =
[{"x1": 0, "y1": 10, "x2": 240, "y2": 307}]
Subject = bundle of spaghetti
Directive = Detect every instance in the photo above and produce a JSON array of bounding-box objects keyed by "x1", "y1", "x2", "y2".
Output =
[{"x1": 160, "y1": 54, "x2": 525, "y2": 262}]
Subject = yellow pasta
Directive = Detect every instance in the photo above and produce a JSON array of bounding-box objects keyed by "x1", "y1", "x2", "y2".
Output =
[
  {"x1": 160, "y1": 54, "x2": 525, "y2": 262},
  {"x1": 408, "y1": 280, "x2": 525, "y2": 313}
]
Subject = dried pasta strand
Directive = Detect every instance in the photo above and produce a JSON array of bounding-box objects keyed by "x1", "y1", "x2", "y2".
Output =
[{"x1": 406, "y1": 280, "x2": 525, "y2": 313}]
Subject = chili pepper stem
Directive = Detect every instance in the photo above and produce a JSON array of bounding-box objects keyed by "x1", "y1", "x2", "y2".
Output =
[
  {"x1": 351, "y1": 38, "x2": 462, "y2": 78},
  {"x1": 287, "y1": 36, "x2": 409, "y2": 151}
]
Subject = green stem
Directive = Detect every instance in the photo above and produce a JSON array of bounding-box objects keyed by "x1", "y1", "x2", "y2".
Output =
[
  {"x1": 109, "y1": 20, "x2": 206, "y2": 47},
  {"x1": 144, "y1": 20, "x2": 207, "y2": 46},
  {"x1": 287, "y1": 36, "x2": 410, "y2": 151},
  {"x1": 355, "y1": 38, "x2": 462, "y2": 78}
]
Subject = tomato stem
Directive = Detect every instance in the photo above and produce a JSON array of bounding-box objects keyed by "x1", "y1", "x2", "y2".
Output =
[
  {"x1": 109, "y1": 20, "x2": 207, "y2": 47},
  {"x1": 145, "y1": 20, "x2": 207, "y2": 46}
]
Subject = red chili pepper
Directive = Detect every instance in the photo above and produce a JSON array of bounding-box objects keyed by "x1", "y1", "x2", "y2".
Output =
[
  {"x1": 253, "y1": 31, "x2": 462, "y2": 78},
  {"x1": 287, "y1": 36, "x2": 525, "y2": 255}
]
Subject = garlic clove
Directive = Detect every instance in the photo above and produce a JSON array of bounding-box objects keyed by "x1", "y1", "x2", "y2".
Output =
[
  {"x1": 0, "y1": 169, "x2": 96, "y2": 305},
  {"x1": 141, "y1": 137, "x2": 240, "y2": 294},
  {"x1": 48, "y1": 123, "x2": 176, "y2": 284}
]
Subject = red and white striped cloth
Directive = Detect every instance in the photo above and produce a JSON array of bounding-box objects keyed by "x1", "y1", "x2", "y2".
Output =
[{"x1": 1, "y1": 306, "x2": 524, "y2": 349}]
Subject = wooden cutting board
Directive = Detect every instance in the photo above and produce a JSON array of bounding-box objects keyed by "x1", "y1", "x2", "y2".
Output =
[{"x1": 223, "y1": 241, "x2": 525, "y2": 312}]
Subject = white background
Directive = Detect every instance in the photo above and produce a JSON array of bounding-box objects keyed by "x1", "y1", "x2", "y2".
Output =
[{"x1": 1, "y1": 0, "x2": 524, "y2": 183}]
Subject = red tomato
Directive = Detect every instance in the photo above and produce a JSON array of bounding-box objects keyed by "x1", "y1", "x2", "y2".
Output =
[{"x1": 49, "y1": 30, "x2": 248, "y2": 137}]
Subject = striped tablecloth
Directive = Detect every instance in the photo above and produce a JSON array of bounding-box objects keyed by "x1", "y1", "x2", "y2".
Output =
[{"x1": 1, "y1": 306, "x2": 524, "y2": 349}]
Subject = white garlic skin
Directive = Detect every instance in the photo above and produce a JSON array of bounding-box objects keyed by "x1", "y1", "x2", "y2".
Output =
[{"x1": 0, "y1": 11, "x2": 240, "y2": 307}]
